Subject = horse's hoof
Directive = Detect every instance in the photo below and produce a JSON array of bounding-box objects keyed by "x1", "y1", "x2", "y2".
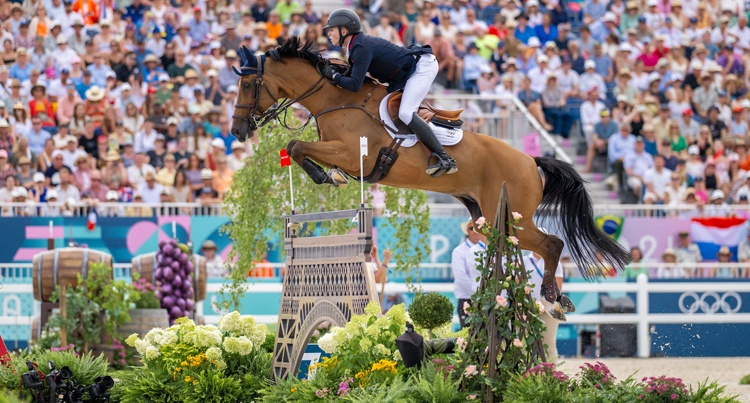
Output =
[
  {"x1": 329, "y1": 168, "x2": 349, "y2": 185},
  {"x1": 548, "y1": 302, "x2": 567, "y2": 322},
  {"x1": 558, "y1": 294, "x2": 576, "y2": 313}
]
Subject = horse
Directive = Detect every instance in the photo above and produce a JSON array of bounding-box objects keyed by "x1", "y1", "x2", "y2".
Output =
[{"x1": 230, "y1": 37, "x2": 630, "y2": 306}]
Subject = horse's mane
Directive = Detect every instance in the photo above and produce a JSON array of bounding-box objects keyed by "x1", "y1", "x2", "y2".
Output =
[{"x1": 267, "y1": 37, "x2": 324, "y2": 67}]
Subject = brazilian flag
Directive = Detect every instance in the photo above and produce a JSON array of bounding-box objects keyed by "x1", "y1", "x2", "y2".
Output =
[{"x1": 595, "y1": 215, "x2": 624, "y2": 240}]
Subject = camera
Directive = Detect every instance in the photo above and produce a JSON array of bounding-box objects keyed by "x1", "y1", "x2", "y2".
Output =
[{"x1": 20, "y1": 360, "x2": 114, "y2": 403}]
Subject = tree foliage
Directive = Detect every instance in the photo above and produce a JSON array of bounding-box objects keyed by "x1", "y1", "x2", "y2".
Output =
[{"x1": 220, "y1": 120, "x2": 431, "y2": 311}]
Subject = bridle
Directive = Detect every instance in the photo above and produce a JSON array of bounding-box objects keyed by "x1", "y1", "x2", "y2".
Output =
[{"x1": 232, "y1": 54, "x2": 328, "y2": 132}]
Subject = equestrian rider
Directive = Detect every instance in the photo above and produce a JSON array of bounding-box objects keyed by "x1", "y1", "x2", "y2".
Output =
[{"x1": 322, "y1": 9, "x2": 458, "y2": 177}]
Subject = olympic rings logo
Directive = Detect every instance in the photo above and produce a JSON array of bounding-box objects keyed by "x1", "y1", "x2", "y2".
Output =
[{"x1": 678, "y1": 292, "x2": 742, "y2": 314}]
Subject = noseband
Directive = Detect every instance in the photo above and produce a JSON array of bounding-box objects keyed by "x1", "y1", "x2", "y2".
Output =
[{"x1": 232, "y1": 54, "x2": 329, "y2": 131}]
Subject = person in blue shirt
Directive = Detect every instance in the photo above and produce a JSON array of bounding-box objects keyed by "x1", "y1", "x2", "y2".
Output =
[
  {"x1": 143, "y1": 55, "x2": 166, "y2": 86},
  {"x1": 75, "y1": 71, "x2": 94, "y2": 100},
  {"x1": 321, "y1": 9, "x2": 457, "y2": 177},
  {"x1": 124, "y1": 0, "x2": 150, "y2": 25},
  {"x1": 187, "y1": 7, "x2": 210, "y2": 43},
  {"x1": 514, "y1": 14, "x2": 537, "y2": 44},
  {"x1": 9, "y1": 48, "x2": 33, "y2": 82},
  {"x1": 535, "y1": 13, "x2": 558, "y2": 45},
  {"x1": 86, "y1": 54, "x2": 113, "y2": 88}
]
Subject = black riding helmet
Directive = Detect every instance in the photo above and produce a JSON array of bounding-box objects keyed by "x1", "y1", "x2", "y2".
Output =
[{"x1": 323, "y1": 9, "x2": 361, "y2": 46}]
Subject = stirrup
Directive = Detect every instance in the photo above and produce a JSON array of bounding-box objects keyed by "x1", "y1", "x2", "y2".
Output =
[
  {"x1": 328, "y1": 168, "x2": 349, "y2": 185},
  {"x1": 425, "y1": 153, "x2": 458, "y2": 178}
]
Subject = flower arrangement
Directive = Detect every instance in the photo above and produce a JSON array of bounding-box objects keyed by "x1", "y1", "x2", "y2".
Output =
[
  {"x1": 132, "y1": 277, "x2": 161, "y2": 309},
  {"x1": 114, "y1": 311, "x2": 272, "y2": 403},
  {"x1": 505, "y1": 361, "x2": 739, "y2": 403}
]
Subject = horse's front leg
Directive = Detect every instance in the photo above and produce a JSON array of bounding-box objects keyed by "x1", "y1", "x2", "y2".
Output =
[{"x1": 287, "y1": 139, "x2": 357, "y2": 185}]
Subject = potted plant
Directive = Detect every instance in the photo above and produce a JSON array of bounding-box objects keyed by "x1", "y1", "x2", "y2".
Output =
[
  {"x1": 120, "y1": 277, "x2": 170, "y2": 338},
  {"x1": 40, "y1": 262, "x2": 136, "y2": 364}
]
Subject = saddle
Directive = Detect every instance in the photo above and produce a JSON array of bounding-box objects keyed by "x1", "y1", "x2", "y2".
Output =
[{"x1": 387, "y1": 91, "x2": 464, "y2": 128}]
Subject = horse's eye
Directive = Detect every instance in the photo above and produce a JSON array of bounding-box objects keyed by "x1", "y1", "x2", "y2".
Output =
[{"x1": 243, "y1": 82, "x2": 251, "y2": 89}]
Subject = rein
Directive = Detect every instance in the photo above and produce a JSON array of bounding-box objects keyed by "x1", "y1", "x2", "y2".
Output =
[{"x1": 233, "y1": 54, "x2": 328, "y2": 130}]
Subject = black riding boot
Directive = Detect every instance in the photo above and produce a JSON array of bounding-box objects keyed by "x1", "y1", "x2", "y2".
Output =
[{"x1": 406, "y1": 113, "x2": 458, "y2": 177}]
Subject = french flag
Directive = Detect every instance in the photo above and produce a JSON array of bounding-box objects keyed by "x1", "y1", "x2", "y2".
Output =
[{"x1": 690, "y1": 217, "x2": 747, "y2": 261}]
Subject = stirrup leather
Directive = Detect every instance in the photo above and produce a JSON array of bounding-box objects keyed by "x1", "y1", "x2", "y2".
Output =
[{"x1": 425, "y1": 153, "x2": 458, "y2": 177}]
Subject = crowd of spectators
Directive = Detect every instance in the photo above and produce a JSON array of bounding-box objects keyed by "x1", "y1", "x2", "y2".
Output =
[{"x1": 2, "y1": 0, "x2": 750, "y2": 214}]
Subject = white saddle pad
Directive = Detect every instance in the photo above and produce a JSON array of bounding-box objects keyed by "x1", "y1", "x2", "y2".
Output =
[{"x1": 379, "y1": 93, "x2": 464, "y2": 148}]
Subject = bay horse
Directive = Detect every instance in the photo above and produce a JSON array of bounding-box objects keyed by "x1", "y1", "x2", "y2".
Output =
[{"x1": 230, "y1": 38, "x2": 630, "y2": 306}]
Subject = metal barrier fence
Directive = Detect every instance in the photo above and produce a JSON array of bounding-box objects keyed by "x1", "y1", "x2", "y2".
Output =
[
  {"x1": 4, "y1": 201, "x2": 725, "y2": 218},
  {"x1": 0, "y1": 202, "x2": 226, "y2": 217},
  {"x1": 425, "y1": 93, "x2": 573, "y2": 164},
  {"x1": 1, "y1": 262, "x2": 749, "y2": 284}
]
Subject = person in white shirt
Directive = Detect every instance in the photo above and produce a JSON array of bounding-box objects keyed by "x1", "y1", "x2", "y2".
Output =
[
  {"x1": 55, "y1": 167, "x2": 80, "y2": 202},
  {"x1": 580, "y1": 90, "x2": 606, "y2": 144},
  {"x1": 201, "y1": 240, "x2": 226, "y2": 277},
  {"x1": 578, "y1": 60, "x2": 606, "y2": 99},
  {"x1": 656, "y1": 248, "x2": 687, "y2": 278},
  {"x1": 227, "y1": 141, "x2": 247, "y2": 172},
  {"x1": 704, "y1": 189, "x2": 731, "y2": 217},
  {"x1": 527, "y1": 55, "x2": 551, "y2": 94},
  {"x1": 134, "y1": 120, "x2": 158, "y2": 154},
  {"x1": 138, "y1": 171, "x2": 164, "y2": 203},
  {"x1": 729, "y1": 14, "x2": 750, "y2": 50},
  {"x1": 126, "y1": 152, "x2": 156, "y2": 189},
  {"x1": 523, "y1": 249, "x2": 564, "y2": 361},
  {"x1": 556, "y1": 58, "x2": 580, "y2": 97},
  {"x1": 642, "y1": 154, "x2": 673, "y2": 204},
  {"x1": 50, "y1": 35, "x2": 77, "y2": 73},
  {"x1": 452, "y1": 219, "x2": 484, "y2": 328},
  {"x1": 61, "y1": 136, "x2": 86, "y2": 168},
  {"x1": 178, "y1": 70, "x2": 204, "y2": 104}
]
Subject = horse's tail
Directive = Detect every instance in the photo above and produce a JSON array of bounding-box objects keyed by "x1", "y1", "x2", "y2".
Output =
[{"x1": 534, "y1": 156, "x2": 631, "y2": 279}]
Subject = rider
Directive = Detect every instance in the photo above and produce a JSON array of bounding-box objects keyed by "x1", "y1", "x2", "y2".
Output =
[{"x1": 322, "y1": 9, "x2": 458, "y2": 177}]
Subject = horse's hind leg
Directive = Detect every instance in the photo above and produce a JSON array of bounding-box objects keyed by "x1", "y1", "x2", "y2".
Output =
[{"x1": 516, "y1": 219, "x2": 564, "y2": 304}]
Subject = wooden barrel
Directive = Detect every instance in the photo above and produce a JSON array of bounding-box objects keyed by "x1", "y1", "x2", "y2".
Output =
[
  {"x1": 193, "y1": 255, "x2": 207, "y2": 302},
  {"x1": 132, "y1": 252, "x2": 207, "y2": 302},
  {"x1": 32, "y1": 248, "x2": 114, "y2": 302},
  {"x1": 131, "y1": 252, "x2": 159, "y2": 284},
  {"x1": 120, "y1": 308, "x2": 170, "y2": 337},
  {"x1": 30, "y1": 315, "x2": 39, "y2": 342}
]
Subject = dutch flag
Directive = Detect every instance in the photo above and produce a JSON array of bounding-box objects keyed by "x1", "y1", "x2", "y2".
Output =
[{"x1": 689, "y1": 217, "x2": 747, "y2": 261}]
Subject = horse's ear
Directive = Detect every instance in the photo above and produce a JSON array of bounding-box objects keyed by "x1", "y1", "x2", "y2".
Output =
[
  {"x1": 238, "y1": 46, "x2": 247, "y2": 66},
  {"x1": 241, "y1": 46, "x2": 256, "y2": 69}
]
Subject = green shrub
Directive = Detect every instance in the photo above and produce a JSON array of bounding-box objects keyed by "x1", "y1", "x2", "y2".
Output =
[
  {"x1": 408, "y1": 293, "x2": 453, "y2": 338},
  {"x1": 407, "y1": 363, "x2": 467, "y2": 403},
  {"x1": 688, "y1": 380, "x2": 740, "y2": 403},
  {"x1": 740, "y1": 374, "x2": 750, "y2": 385}
]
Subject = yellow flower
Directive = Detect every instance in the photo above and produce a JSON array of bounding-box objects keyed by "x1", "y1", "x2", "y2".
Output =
[
  {"x1": 184, "y1": 376, "x2": 192, "y2": 383},
  {"x1": 181, "y1": 361, "x2": 188, "y2": 367},
  {"x1": 192, "y1": 380, "x2": 198, "y2": 385},
  {"x1": 291, "y1": 385, "x2": 298, "y2": 393}
]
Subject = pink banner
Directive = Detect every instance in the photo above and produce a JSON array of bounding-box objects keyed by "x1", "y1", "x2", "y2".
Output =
[{"x1": 618, "y1": 218, "x2": 692, "y2": 263}]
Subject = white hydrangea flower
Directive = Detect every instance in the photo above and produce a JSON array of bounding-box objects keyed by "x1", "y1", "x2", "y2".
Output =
[
  {"x1": 124, "y1": 333, "x2": 139, "y2": 347},
  {"x1": 159, "y1": 331, "x2": 178, "y2": 346},
  {"x1": 218, "y1": 311, "x2": 241, "y2": 334},
  {"x1": 205, "y1": 346, "x2": 222, "y2": 362},
  {"x1": 375, "y1": 344, "x2": 389, "y2": 356},
  {"x1": 133, "y1": 339, "x2": 151, "y2": 356},
  {"x1": 144, "y1": 328, "x2": 164, "y2": 346},
  {"x1": 144, "y1": 345, "x2": 160, "y2": 360},
  {"x1": 317, "y1": 333, "x2": 337, "y2": 354}
]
